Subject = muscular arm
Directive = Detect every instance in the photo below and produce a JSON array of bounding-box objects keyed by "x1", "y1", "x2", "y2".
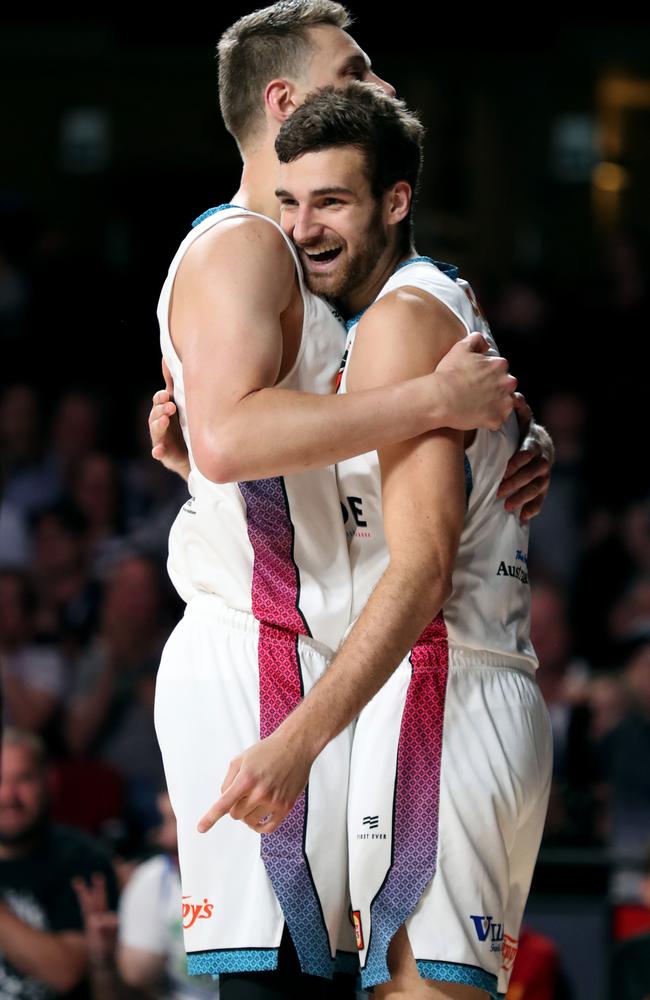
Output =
[
  {"x1": 0, "y1": 902, "x2": 88, "y2": 993},
  {"x1": 198, "y1": 290, "x2": 468, "y2": 832},
  {"x1": 173, "y1": 218, "x2": 512, "y2": 483}
]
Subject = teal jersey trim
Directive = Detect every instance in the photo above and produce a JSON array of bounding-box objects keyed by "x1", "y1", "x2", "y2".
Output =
[
  {"x1": 192, "y1": 203, "x2": 245, "y2": 227},
  {"x1": 416, "y1": 959, "x2": 498, "y2": 999},
  {"x1": 187, "y1": 947, "x2": 278, "y2": 976},
  {"x1": 344, "y1": 256, "x2": 460, "y2": 330}
]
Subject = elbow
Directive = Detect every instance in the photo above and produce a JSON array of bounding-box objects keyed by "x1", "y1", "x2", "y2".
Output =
[{"x1": 193, "y1": 429, "x2": 242, "y2": 484}]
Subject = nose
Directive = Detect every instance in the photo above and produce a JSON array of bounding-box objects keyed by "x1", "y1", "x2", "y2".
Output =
[
  {"x1": 368, "y1": 71, "x2": 396, "y2": 98},
  {"x1": 291, "y1": 206, "x2": 323, "y2": 247}
]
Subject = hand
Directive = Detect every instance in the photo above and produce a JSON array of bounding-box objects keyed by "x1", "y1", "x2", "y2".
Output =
[
  {"x1": 197, "y1": 730, "x2": 314, "y2": 836},
  {"x1": 497, "y1": 395, "x2": 554, "y2": 523},
  {"x1": 435, "y1": 332, "x2": 517, "y2": 431},
  {"x1": 149, "y1": 358, "x2": 191, "y2": 481},
  {"x1": 72, "y1": 872, "x2": 118, "y2": 965}
]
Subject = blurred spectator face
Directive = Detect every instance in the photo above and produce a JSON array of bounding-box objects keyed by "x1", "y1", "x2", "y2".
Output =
[
  {"x1": 625, "y1": 644, "x2": 650, "y2": 715},
  {"x1": 0, "y1": 573, "x2": 30, "y2": 646},
  {"x1": 540, "y1": 392, "x2": 586, "y2": 463},
  {"x1": 621, "y1": 502, "x2": 650, "y2": 573},
  {"x1": 33, "y1": 512, "x2": 83, "y2": 579},
  {"x1": 101, "y1": 556, "x2": 161, "y2": 636},
  {"x1": 72, "y1": 453, "x2": 119, "y2": 531},
  {"x1": 588, "y1": 674, "x2": 628, "y2": 741},
  {"x1": 531, "y1": 585, "x2": 570, "y2": 675},
  {"x1": 154, "y1": 791, "x2": 178, "y2": 854},
  {"x1": 0, "y1": 385, "x2": 39, "y2": 463},
  {"x1": 51, "y1": 393, "x2": 98, "y2": 465},
  {"x1": 0, "y1": 743, "x2": 48, "y2": 846}
]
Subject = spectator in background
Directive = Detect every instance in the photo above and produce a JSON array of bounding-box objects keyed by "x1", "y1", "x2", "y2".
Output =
[
  {"x1": 528, "y1": 393, "x2": 587, "y2": 587},
  {"x1": 0, "y1": 570, "x2": 67, "y2": 741},
  {"x1": 70, "y1": 453, "x2": 128, "y2": 579},
  {"x1": 117, "y1": 789, "x2": 216, "y2": 999},
  {"x1": 0, "y1": 384, "x2": 59, "y2": 516},
  {"x1": 31, "y1": 504, "x2": 100, "y2": 654},
  {"x1": 0, "y1": 727, "x2": 119, "y2": 998},
  {"x1": 595, "y1": 643, "x2": 650, "y2": 901},
  {"x1": 64, "y1": 555, "x2": 168, "y2": 832},
  {"x1": 612, "y1": 846, "x2": 650, "y2": 1000}
]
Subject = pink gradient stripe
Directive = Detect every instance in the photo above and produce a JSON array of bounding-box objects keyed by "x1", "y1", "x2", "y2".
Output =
[
  {"x1": 239, "y1": 478, "x2": 333, "y2": 977},
  {"x1": 362, "y1": 614, "x2": 449, "y2": 988}
]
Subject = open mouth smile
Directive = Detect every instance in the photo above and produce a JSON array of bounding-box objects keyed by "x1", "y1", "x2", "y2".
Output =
[{"x1": 302, "y1": 246, "x2": 343, "y2": 268}]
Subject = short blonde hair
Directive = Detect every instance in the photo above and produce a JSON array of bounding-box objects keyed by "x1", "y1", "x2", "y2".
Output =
[{"x1": 218, "y1": 0, "x2": 351, "y2": 150}]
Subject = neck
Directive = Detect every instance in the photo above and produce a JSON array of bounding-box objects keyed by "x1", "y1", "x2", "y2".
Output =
[
  {"x1": 341, "y1": 242, "x2": 417, "y2": 317},
  {"x1": 0, "y1": 827, "x2": 45, "y2": 860},
  {"x1": 230, "y1": 138, "x2": 281, "y2": 221}
]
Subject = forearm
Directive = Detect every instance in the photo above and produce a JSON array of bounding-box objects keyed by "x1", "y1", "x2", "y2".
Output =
[
  {"x1": 197, "y1": 376, "x2": 447, "y2": 483},
  {"x1": 281, "y1": 562, "x2": 450, "y2": 757},
  {"x1": 0, "y1": 905, "x2": 85, "y2": 992}
]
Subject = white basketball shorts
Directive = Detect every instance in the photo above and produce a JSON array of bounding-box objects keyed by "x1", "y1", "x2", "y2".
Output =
[
  {"x1": 347, "y1": 632, "x2": 553, "y2": 999},
  {"x1": 154, "y1": 594, "x2": 355, "y2": 980}
]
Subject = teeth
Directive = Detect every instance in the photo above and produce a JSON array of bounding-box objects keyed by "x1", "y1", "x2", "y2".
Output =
[{"x1": 306, "y1": 246, "x2": 342, "y2": 259}]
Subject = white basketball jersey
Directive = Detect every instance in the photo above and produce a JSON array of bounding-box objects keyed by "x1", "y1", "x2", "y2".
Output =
[
  {"x1": 157, "y1": 205, "x2": 351, "y2": 653},
  {"x1": 337, "y1": 256, "x2": 537, "y2": 669}
]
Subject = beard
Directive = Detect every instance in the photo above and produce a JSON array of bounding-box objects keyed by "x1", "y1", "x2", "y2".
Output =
[
  {"x1": 0, "y1": 806, "x2": 48, "y2": 848},
  {"x1": 301, "y1": 202, "x2": 388, "y2": 304}
]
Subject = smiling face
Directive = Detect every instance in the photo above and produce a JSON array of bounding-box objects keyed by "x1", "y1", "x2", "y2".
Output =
[
  {"x1": 277, "y1": 145, "x2": 393, "y2": 304},
  {"x1": 0, "y1": 744, "x2": 48, "y2": 848}
]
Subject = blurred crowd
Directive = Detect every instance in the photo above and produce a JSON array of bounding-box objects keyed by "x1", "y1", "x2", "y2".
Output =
[{"x1": 0, "y1": 221, "x2": 648, "y2": 999}]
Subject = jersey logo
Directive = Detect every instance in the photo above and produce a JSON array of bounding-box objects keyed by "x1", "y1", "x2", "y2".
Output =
[
  {"x1": 469, "y1": 915, "x2": 504, "y2": 952},
  {"x1": 182, "y1": 895, "x2": 214, "y2": 929},
  {"x1": 501, "y1": 934, "x2": 518, "y2": 972},
  {"x1": 351, "y1": 910, "x2": 365, "y2": 951},
  {"x1": 362, "y1": 815, "x2": 379, "y2": 830}
]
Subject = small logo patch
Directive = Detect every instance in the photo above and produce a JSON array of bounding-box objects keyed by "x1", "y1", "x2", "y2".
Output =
[
  {"x1": 501, "y1": 933, "x2": 518, "y2": 972},
  {"x1": 352, "y1": 910, "x2": 364, "y2": 951},
  {"x1": 362, "y1": 815, "x2": 379, "y2": 830}
]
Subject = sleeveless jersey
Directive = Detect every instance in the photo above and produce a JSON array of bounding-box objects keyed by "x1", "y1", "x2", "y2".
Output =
[
  {"x1": 157, "y1": 205, "x2": 351, "y2": 654},
  {"x1": 337, "y1": 256, "x2": 537, "y2": 670}
]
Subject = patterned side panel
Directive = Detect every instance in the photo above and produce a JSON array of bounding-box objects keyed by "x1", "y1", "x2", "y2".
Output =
[
  {"x1": 239, "y1": 477, "x2": 333, "y2": 978},
  {"x1": 361, "y1": 615, "x2": 449, "y2": 989},
  {"x1": 416, "y1": 960, "x2": 498, "y2": 999},
  {"x1": 187, "y1": 948, "x2": 278, "y2": 976}
]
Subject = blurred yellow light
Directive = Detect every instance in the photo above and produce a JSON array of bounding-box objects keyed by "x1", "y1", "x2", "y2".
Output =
[{"x1": 592, "y1": 162, "x2": 627, "y2": 192}]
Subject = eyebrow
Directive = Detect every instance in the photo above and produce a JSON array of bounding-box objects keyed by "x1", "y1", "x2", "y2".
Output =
[
  {"x1": 340, "y1": 52, "x2": 371, "y2": 74},
  {"x1": 275, "y1": 186, "x2": 355, "y2": 199}
]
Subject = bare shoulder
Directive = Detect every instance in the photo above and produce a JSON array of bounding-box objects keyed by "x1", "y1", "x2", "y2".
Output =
[
  {"x1": 358, "y1": 285, "x2": 466, "y2": 348},
  {"x1": 177, "y1": 215, "x2": 295, "y2": 297},
  {"x1": 348, "y1": 285, "x2": 466, "y2": 390}
]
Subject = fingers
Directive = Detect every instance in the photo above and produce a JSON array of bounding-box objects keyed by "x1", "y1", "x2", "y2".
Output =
[
  {"x1": 498, "y1": 443, "x2": 543, "y2": 492},
  {"x1": 498, "y1": 454, "x2": 549, "y2": 499},
  {"x1": 503, "y1": 476, "x2": 549, "y2": 514},
  {"x1": 465, "y1": 332, "x2": 490, "y2": 354},
  {"x1": 197, "y1": 770, "x2": 252, "y2": 833}
]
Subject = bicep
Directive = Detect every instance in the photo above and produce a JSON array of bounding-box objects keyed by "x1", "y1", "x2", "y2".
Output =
[
  {"x1": 349, "y1": 291, "x2": 466, "y2": 572},
  {"x1": 174, "y1": 224, "x2": 295, "y2": 441}
]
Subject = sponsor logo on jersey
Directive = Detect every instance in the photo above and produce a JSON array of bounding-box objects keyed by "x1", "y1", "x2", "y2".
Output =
[
  {"x1": 341, "y1": 496, "x2": 372, "y2": 539},
  {"x1": 182, "y1": 496, "x2": 197, "y2": 515},
  {"x1": 351, "y1": 910, "x2": 365, "y2": 951},
  {"x1": 501, "y1": 933, "x2": 518, "y2": 972},
  {"x1": 496, "y1": 552, "x2": 529, "y2": 584},
  {"x1": 182, "y1": 895, "x2": 214, "y2": 929},
  {"x1": 357, "y1": 814, "x2": 386, "y2": 840},
  {"x1": 469, "y1": 914, "x2": 504, "y2": 952}
]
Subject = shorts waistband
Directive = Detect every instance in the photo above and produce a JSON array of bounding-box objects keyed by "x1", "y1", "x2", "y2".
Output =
[
  {"x1": 448, "y1": 644, "x2": 538, "y2": 678},
  {"x1": 183, "y1": 593, "x2": 334, "y2": 659}
]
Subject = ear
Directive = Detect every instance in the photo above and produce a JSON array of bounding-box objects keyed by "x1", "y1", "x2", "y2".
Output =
[
  {"x1": 264, "y1": 78, "x2": 300, "y2": 127},
  {"x1": 385, "y1": 181, "x2": 412, "y2": 228}
]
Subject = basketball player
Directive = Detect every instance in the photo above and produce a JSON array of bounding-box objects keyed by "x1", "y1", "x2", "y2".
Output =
[
  {"x1": 151, "y1": 4, "x2": 551, "y2": 997},
  {"x1": 200, "y1": 85, "x2": 553, "y2": 1000}
]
